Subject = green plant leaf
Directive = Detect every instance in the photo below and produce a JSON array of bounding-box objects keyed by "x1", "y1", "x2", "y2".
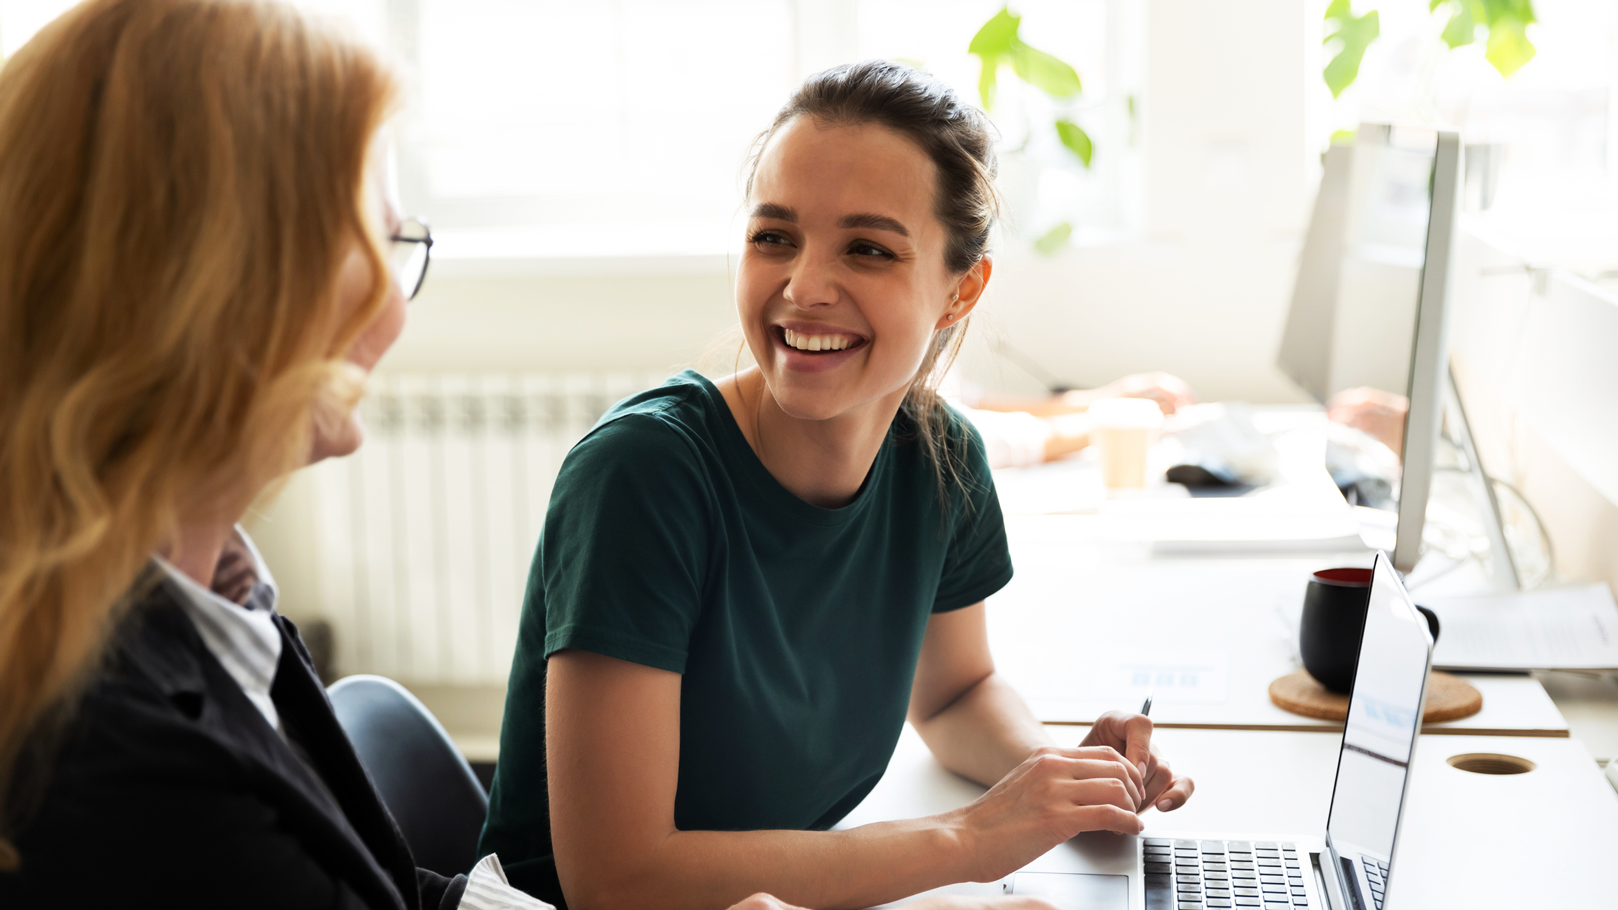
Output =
[
  {"x1": 968, "y1": 6, "x2": 1020, "y2": 57},
  {"x1": 1323, "y1": 0, "x2": 1379, "y2": 98},
  {"x1": 1055, "y1": 119, "x2": 1093, "y2": 168},
  {"x1": 1481, "y1": 0, "x2": 1536, "y2": 25},
  {"x1": 1330, "y1": 129, "x2": 1358, "y2": 146},
  {"x1": 1010, "y1": 42, "x2": 1082, "y2": 97},
  {"x1": 976, "y1": 60, "x2": 1001, "y2": 111},
  {"x1": 1034, "y1": 222, "x2": 1073, "y2": 255},
  {"x1": 1484, "y1": 14, "x2": 1535, "y2": 76},
  {"x1": 968, "y1": 6, "x2": 1020, "y2": 110},
  {"x1": 1439, "y1": 1, "x2": 1476, "y2": 48}
]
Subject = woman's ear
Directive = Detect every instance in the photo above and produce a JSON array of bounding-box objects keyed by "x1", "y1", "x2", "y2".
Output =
[{"x1": 934, "y1": 256, "x2": 993, "y2": 330}]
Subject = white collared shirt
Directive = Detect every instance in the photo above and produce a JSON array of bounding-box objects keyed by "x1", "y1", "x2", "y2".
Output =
[{"x1": 154, "y1": 527, "x2": 283, "y2": 731}]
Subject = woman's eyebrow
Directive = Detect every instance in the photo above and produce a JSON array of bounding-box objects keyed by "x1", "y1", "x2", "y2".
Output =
[
  {"x1": 751, "y1": 202, "x2": 796, "y2": 222},
  {"x1": 837, "y1": 212, "x2": 909, "y2": 237}
]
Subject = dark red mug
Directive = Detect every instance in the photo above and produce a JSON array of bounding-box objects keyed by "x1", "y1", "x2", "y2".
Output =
[{"x1": 1300, "y1": 567, "x2": 1440, "y2": 693}]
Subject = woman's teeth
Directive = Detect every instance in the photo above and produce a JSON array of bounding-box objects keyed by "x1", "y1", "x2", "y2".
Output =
[{"x1": 782, "y1": 328, "x2": 858, "y2": 352}]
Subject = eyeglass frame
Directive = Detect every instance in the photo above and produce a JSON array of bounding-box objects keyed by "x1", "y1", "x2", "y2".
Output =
[{"x1": 389, "y1": 217, "x2": 433, "y2": 301}]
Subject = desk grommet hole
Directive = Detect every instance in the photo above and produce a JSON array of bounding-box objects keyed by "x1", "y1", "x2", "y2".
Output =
[{"x1": 1447, "y1": 752, "x2": 1536, "y2": 775}]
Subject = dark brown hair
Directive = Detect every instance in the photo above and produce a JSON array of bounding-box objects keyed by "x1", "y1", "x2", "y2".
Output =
[{"x1": 745, "y1": 60, "x2": 1001, "y2": 511}]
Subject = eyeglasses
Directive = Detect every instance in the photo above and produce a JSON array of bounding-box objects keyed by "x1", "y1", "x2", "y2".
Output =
[{"x1": 389, "y1": 217, "x2": 433, "y2": 300}]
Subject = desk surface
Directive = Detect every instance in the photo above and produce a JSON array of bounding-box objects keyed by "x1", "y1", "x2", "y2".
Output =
[
  {"x1": 988, "y1": 515, "x2": 1570, "y2": 737},
  {"x1": 841, "y1": 724, "x2": 1618, "y2": 909}
]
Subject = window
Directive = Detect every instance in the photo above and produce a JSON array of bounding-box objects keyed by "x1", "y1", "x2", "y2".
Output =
[
  {"x1": 390, "y1": 0, "x2": 1136, "y2": 259},
  {"x1": 0, "y1": 0, "x2": 1137, "y2": 259}
]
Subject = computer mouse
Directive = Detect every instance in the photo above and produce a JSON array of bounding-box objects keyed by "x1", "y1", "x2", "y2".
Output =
[{"x1": 1166, "y1": 464, "x2": 1235, "y2": 487}]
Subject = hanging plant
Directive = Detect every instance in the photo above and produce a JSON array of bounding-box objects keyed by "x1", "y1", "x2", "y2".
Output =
[
  {"x1": 1325, "y1": 0, "x2": 1538, "y2": 100},
  {"x1": 968, "y1": 5, "x2": 1091, "y2": 254}
]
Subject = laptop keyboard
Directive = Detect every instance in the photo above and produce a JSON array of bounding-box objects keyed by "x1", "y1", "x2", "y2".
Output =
[
  {"x1": 1365, "y1": 857, "x2": 1389, "y2": 909},
  {"x1": 1143, "y1": 839, "x2": 1312, "y2": 910}
]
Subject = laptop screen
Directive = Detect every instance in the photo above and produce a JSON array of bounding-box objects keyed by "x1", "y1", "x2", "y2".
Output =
[{"x1": 1325, "y1": 553, "x2": 1434, "y2": 868}]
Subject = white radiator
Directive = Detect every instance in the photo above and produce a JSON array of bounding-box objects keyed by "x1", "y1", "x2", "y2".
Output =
[{"x1": 306, "y1": 371, "x2": 667, "y2": 685}]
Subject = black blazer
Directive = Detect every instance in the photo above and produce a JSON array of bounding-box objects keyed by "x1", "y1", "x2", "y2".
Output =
[{"x1": 0, "y1": 574, "x2": 468, "y2": 909}]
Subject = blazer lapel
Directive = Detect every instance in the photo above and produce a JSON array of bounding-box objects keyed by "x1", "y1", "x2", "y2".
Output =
[
  {"x1": 136, "y1": 583, "x2": 414, "y2": 910},
  {"x1": 270, "y1": 615, "x2": 424, "y2": 910}
]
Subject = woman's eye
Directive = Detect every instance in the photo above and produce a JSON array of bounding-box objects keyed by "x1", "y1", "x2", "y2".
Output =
[
  {"x1": 749, "y1": 230, "x2": 792, "y2": 248},
  {"x1": 850, "y1": 241, "x2": 894, "y2": 260}
]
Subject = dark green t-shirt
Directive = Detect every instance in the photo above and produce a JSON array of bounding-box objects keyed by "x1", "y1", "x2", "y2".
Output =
[{"x1": 479, "y1": 370, "x2": 1013, "y2": 902}]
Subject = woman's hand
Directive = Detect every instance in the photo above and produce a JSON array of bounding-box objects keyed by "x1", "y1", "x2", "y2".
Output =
[
  {"x1": 724, "y1": 894, "x2": 812, "y2": 910},
  {"x1": 1080, "y1": 711, "x2": 1195, "y2": 814},
  {"x1": 946, "y1": 744, "x2": 1146, "y2": 883},
  {"x1": 1083, "y1": 372, "x2": 1197, "y2": 416},
  {"x1": 723, "y1": 893, "x2": 1062, "y2": 910},
  {"x1": 905, "y1": 898, "x2": 1062, "y2": 910}
]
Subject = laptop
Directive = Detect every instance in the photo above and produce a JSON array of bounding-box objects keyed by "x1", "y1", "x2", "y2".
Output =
[{"x1": 1006, "y1": 551, "x2": 1435, "y2": 910}]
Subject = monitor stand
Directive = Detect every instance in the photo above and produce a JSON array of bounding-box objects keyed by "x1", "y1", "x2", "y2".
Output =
[{"x1": 1444, "y1": 362, "x2": 1520, "y2": 591}]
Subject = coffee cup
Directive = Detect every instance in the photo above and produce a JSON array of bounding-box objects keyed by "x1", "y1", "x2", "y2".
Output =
[
  {"x1": 1088, "y1": 398, "x2": 1163, "y2": 489},
  {"x1": 1300, "y1": 567, "x2": 1439, "y2": 693}
]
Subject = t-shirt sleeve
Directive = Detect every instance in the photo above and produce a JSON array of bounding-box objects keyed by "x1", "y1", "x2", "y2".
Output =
[
  {"x1": 932, "y1": 412, "x2": 1014, "y2": 613},
  {"x1": 535, "y1": 412, "x2": 713, "y2": 673}
]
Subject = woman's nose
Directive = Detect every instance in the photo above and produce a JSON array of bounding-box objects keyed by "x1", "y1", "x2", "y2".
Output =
[{"x1": 783, "y1": 253, "x2": 840, "y2": 309}]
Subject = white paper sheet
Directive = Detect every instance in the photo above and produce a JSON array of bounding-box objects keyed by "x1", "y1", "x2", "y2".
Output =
[
  {"x1": 1006, "y1": 648, "x2": 1231, "y2": 707},
  {"x1": 1423, "y1": 583, "x2": 1618, "y2": 671}
]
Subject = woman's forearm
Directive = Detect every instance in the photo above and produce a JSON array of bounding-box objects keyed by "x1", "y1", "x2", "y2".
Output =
[
  {"x1": 909, "y1": 671, "x2": 1053, "y2": 788},
  {"x1": 564, "y1": 816, "x2": 967, "y2": 910}
]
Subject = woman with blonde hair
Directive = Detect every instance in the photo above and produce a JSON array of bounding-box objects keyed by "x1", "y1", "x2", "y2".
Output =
[{"x1": 0, "y1": 1, "x2": 493, "y2": 906}]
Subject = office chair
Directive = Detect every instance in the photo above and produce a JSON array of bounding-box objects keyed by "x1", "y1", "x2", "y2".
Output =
[{"x1": 327, "y1": 674, "x2": 489, "y2": 878}]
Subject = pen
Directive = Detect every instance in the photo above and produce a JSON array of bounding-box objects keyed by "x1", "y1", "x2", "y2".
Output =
[{"x1": 1140, "y1": 690, "x2": 1154, "y2": 717}]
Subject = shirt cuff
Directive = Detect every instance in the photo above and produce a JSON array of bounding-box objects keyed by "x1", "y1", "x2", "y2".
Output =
[{"x1": 458, "y1": 854, "x2": 556, "y2": 910}]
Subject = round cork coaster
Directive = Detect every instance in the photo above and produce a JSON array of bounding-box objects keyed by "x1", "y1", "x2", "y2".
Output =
[{"x1": 1268, "y1": 669, "x2": 1482, "y2": 723}]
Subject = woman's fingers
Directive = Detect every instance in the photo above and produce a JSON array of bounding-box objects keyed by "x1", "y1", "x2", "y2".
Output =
[
  {"x1": 1063, "y1": 758, "x2": 1142, "y2": 810},
  {"x1": 904, "y1": 896, "x2": 1062, "y2": 910},
  {"x1": 1070, "y1": 776, "x2": 1145, "y2": 814},
  {"x1": 1060, "y1": 745, "x2": 1144, "y2": 801},
  {"x1": 1140, "y1": 754, "x2": 1194, "y2": 812},
  {"x1": 1081, "y1": 712, "x2": 1157, "y2": 783},
  {"x1": 1072, "y1": 802, "x2": 1147, "y2": 836},
  {"x1": 1153, "y1": 772, "x2": 1195, "y2": 812},
  {"x1": 725, "y1": 894, "x2": 810, "y2": 910},
  {"x1": 1120, "y1": 714, "x2": 1155, "y2": 781}
]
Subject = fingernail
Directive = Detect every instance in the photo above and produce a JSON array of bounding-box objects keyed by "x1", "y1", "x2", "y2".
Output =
[
  {"x1": 1138, "y1": 762, "x2": 1148, "y2": 779},
  {"x1": 1158, "y1": 799, "x2": 1173, "y2": 811}
]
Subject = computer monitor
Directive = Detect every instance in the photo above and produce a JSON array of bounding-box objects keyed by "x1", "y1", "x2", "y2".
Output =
[{"x1": 1278, "y1": 124, "x2": 1463, "y2": 573}]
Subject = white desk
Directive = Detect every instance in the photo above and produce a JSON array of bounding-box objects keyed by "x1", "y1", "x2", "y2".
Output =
[
  {"x1": 987, "y1": 515, "x2": 1569, "y2": 737},
  {"x1": 841, "y1": 724, "x2": 1618, "y2": 908}
]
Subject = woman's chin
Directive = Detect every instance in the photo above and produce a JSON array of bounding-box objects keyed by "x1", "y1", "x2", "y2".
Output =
[{"x1": 307, "y1": 416, "x2": 365, "y2": 466}]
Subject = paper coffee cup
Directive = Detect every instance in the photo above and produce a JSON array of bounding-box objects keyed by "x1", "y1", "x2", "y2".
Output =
[{"x1": 1088, "y1": 398, "x2": 1163, "y2": 489}]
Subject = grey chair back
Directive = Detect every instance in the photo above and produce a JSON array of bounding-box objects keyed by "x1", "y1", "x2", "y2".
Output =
[{"x1": 327, "y1": 674, "x2": 489, "y2": 878}]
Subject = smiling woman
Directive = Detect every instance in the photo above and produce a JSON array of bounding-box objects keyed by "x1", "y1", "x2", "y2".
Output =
[{"x1": 478, "y1": 61, "x2": 1193, "y2": 910}]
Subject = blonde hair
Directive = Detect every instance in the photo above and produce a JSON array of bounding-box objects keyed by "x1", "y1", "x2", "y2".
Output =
[{"x1": 0, "y1": 0, "x2": 398, "y2": 866}]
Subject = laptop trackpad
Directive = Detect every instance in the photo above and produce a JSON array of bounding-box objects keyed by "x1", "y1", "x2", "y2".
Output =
[{"x1": 1008, "y1": 872, "x2": 1129, "y2": 909}]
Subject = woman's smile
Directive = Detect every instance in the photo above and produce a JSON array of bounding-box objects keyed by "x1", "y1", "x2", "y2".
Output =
[{"x1": 773, "y1": 321, "x2": 870, "y2": 373}]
